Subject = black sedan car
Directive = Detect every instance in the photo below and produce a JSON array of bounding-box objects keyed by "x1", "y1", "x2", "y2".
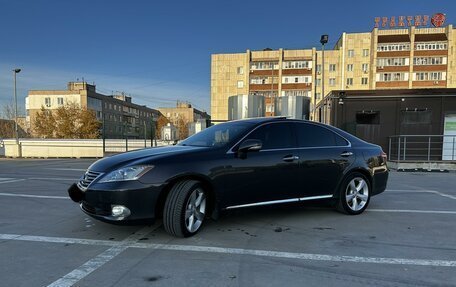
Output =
[{"x1": 69, "y1": 117, "x2": 388, "y2": 237}]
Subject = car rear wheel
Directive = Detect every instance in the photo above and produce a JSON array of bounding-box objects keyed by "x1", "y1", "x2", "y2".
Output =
[
  {"x1": 336, "y1": 172, "x2": 370, "y2": 215},
  {"x1": 163, "y1": 180, "x2": 207, "y2": 237}
]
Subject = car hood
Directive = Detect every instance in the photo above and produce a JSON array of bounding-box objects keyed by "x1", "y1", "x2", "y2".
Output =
[{"x1": 87, "y1": 145, "x2": 208, "y2": 172}]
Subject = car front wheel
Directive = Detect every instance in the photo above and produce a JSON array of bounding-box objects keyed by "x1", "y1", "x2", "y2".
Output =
[
  {"x1": 163, "y1": 180, "x2": 207, "y2": 237},
  {"x1": 336, "y1": 172, "x2": 370, "y2": 215}
]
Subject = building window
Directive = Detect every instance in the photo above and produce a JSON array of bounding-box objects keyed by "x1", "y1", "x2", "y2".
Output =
[
  {"x1": 237, "y1": 67, "x2": 244, "y2": 75},
  {"x1": 316, "y1": 92, "x2": 321, "y2": 99},
  {"x1": 347, "y1": 64, "x2": 354, "y2": 72},
  {"x1": 316, "y1": 64, "x2": 322, "y2": 72},
  {"x1": 57, "y1": 97, "x2": 64, "y2": 106},
  {"x1": 348, "y1": 50, "x2": 354, "y2": 57},
  {"x1": 315, "y1": 79, "x2": 321, "y2": 86},
  {"x1": 414, "y1": 72, "x2": 444, "y2": 81},
  {"x1": 361, "y1": 77, "x2": 368, "y2": 85},
  {"x1": 377, "y1": 58, "x2": 408, "y2": 67},
  {"x1": 363, "y1": 49, "x2": 369, "y2": 57},
  {"x1": 282, "y1": 76, "x2": 312, "y2": 84},
  {"x1": 346, "y1": 78, "x2": 353, "y2": 86},
  {"x1": 282, "y1": 90, "x2": 310, "y2": 97},
  {"x1": 356, "y1": 111, "x2": 380, "y2": 125},
  {"x1": 329, "y1": 78, "x2": 336, "y2": 86},
  {"x1": 377, "y1": 43, "x2": 410, "y2": 51},
  {"x1": 329, "y1": 64, "x2": 336, "y2": 72},
  {"x1": 401, "y1": 110, "x2": 432, "y2": 124},
  {"x1": 413, "y1": 57, "x2": 446, "y2": 65},
  {"x1": 362, "y1": 63, "x2": 369, "y2": 72},
  {"x1": 237, "y1": 80, "x2": 244, "y2": 88},
  {"x1": 283, "y1": 61, "x2": 311, "y2": 69},
  {"x1": 250, "y1": 61, "x2": 279, "y2": 70},
  {"x1": 45, "y1": 97, "x2": 51, "y2": 107},
  {"x1": 415, "y1": 42, "x2": 447, "y2": 51},
  {"x1": 378, "y1": 72, "x2": 408, "y2": 81}
]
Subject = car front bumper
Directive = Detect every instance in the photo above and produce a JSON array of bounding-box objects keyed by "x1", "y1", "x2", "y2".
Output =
[{"x1": 68, "y1": 181, "x2": 164, "y2": 222}]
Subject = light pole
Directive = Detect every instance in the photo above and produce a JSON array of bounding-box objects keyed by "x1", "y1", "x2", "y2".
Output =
[
  {"x1": 320, "y1": 35, "x2": 328, "y2": 123},
  {"x1": 13, "y1": 68, "x2": 21, "y2": 143}
]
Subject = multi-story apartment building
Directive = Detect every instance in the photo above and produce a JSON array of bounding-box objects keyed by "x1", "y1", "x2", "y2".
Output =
[
  {"x1": 26, "y1": 82, "x2": 161, "y2": 138},
  {"x1": 158, "y1": 101, "x2": 210, "y2": 125},
  {"x1": 211, "y1": 20, "x2": 455, "y2": 122}
]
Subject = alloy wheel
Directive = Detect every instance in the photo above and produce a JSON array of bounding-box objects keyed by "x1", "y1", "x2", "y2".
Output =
[
  {"x1": 345, "y1": 177, "x2": 369, "y2": 212},
  {"x1": 184, "y1": 188, "x2": 206, "y2": 233}
]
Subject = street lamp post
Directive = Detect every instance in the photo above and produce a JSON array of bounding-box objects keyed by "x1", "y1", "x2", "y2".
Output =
[
  {"x1": 13, "y1": 68, "x2": 21, "y2": 144},
  {"x1": 320, "y1": 35, "x2": 328, "y2": 124}
]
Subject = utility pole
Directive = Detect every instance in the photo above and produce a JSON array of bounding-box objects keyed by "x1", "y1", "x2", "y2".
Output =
[
  {"x1": 320, "y1": 35, "x2": 328, "y2": 124},
  {"x1": 13, "y1": 68, "x2": 21, "y2": 144}
]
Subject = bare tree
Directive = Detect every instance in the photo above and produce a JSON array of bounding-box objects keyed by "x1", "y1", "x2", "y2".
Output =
[
  {"x1": 1, "y1": 101, "x2": 15, "y2": 120},
  {"x1": 176, "y1": 115, "x2": 189, "y2": 140}
]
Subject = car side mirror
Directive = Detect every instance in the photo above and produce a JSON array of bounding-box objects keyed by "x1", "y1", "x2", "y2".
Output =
[{"x1": 238, "y1": 139, "x2": 262, "y2": 153}]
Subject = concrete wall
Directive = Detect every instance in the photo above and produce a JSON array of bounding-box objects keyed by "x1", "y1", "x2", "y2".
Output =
[{"x1": 2, "y1": 139, "x2": 170, "y2": 158}]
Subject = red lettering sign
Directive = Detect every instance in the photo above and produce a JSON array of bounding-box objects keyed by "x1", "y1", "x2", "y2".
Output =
[
  {"x1": 374, "y1": 17, "x2": 380, "y2": 28},
  {"x1": 407, "y1": 16, "x2": 413, "y2": 26},
  {"x1": 382, "y1": 17, "x2": 388, "y2": 28},
  {"x1": 423, "y1": 15, "x2": 429, "y2": 26},
  {"x1": 374, "y1": 13, "x2": 444, "y2": 29},
  {"x1": 415, "y1": 15, "x2": 422, "y2": 26},
  {"x1": 431, "y1": 13, "x2": 446, "y2": 27},
  {"x1": 398, "y1": 16, "x2": 405, "y2": 27},
  {"x1": 390, "y1": 16, "x2": 396, "y2": 27}
]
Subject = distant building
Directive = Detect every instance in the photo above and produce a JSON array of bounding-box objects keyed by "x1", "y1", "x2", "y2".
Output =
[
  {"x1": 188, "y1": 119, "x2": 207, "y2": 136},
  {"x1": 158, "y1": 101, "x2": 210, "y2": 127},
  {"x1": 161, "y1": 123, "x2": 178, "y2": 141},
  {"x1": 26, "y1": 82, "x2": 161, "y2": 138}
]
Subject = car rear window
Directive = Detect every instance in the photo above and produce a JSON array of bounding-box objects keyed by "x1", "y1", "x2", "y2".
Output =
[{"x1": 295, "y1": 123, "x2": 348, "y2": 147}]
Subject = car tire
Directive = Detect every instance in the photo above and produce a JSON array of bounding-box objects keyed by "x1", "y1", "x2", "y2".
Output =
[
  {"x1": 336, "y1": 172, "x2": 371, "y2": 215},
  {"x1": 163, "y1": 180, "x2": 207, "y2": 237}
]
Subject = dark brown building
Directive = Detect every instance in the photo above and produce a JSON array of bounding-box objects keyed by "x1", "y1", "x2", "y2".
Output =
[{"x1": 324, "y1": 88, "x2": 456, "y2": 160}]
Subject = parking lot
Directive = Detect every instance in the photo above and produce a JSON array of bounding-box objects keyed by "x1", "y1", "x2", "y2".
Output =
[{"x1": 0, "y1": 158, "x2": 455, "y2": 287}]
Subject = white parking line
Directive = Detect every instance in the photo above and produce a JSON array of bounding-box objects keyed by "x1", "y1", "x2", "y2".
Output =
[
  {"x1": 0, "y1": 232, "x2": 455, "y2": 268},
  {"x1": 44, "y1": 168, "x2": 87, "y2": 171},
  {"x1": 0, "y1": 192, "x2": 68, "y2": 199},
  {"x1": 28, "y1": 177, "x2": 76, "y2": 181},
  {"x1": 0, "y1": 179, "x2": 26, "y2": 184},
  {"x1": 386, "y1": 189, "x2": 456, "y2": 200},
  {"x1": 46, "y1": 226, "x2": 155, "y2": 287},
  {"x1": 368, "y1": 209, "x2": 456, "y2": 215}
]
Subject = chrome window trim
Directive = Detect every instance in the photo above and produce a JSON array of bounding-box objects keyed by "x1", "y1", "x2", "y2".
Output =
[
  {"x1": 225, "y1": 194, "x2": 333, "y2": 210},
  {"x1": 226, "y1": 121, "x2": 351, "y2": 154}
]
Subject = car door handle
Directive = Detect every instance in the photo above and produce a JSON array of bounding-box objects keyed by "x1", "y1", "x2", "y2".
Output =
[
  {"x1": 340, "y1": 151, "x2": 353, "y2": 157},
  {"x1": 283, "y1": 155, "x2": 299, "y2": 162}
]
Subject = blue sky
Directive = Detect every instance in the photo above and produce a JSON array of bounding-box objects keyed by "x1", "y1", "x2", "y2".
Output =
[{"x1": 1, "y1": 0, "x2": 454, "y2": 115}]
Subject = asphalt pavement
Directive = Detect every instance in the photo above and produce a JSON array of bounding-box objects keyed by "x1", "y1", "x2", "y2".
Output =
[{"x1": 0, "y1": 158, "x2": 455, "y2": 287}]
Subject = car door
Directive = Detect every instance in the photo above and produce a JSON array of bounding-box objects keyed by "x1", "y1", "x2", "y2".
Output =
[
  {"x1": 221, "y1": 122, "x2": 301, "y2": 208},
  {"x1": 294, "y1": 123, "x2": 355, "y2": 198}
]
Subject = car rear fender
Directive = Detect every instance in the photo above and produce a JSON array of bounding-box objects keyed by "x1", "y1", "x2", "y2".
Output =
[{"x1": 333, "y1": 166, "x2": 373, "y2": 200}]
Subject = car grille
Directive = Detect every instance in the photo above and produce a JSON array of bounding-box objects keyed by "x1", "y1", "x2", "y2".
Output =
[{"x1": 77, "y1": 170, "x2": 102, "y2": 191}]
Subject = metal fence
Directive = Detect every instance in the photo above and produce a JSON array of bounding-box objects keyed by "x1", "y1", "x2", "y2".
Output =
[{"x1": 388, "y1": 135, "x2": 456, "y2": 162}]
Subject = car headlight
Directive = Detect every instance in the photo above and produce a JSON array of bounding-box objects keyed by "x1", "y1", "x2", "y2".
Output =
[{"x1": 98, "y1": 165, "x2": 154, "y2": 183}]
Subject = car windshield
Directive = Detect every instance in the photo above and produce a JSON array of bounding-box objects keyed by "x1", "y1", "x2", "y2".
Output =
[{"x1": 179, "y1": 121, "x2": 254, "y2": 148}]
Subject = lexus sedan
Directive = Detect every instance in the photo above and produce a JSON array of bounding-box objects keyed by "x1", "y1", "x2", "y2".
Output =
[{"x1": 68, "y1": 117, "x2": 388, "y2": 237}]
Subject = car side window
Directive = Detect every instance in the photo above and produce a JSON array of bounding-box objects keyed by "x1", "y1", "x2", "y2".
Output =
[
  {"x1": 245, "y1": 123, "x2": 295, "y2": 150},
  {"x1": 295, "y1": 123, "x2": 348, "y2": 147}
]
